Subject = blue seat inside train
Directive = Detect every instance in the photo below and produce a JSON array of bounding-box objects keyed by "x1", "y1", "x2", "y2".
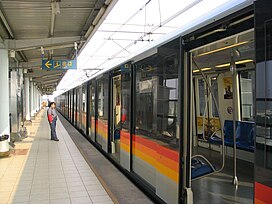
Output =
[
  {"x1": 236, "y1": 121, "x2": 255, "y2": 152},
  {"x1": 208, "y1": 120, "x2": 255, "y2": 152},
  {"x1": 191, "y1": 157, "x2": 214, "y2": 179}
]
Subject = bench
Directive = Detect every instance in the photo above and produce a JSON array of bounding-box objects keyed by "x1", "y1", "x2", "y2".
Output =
[{"x1": 208, "y1": 120, "x2": 255, "y2": 152}]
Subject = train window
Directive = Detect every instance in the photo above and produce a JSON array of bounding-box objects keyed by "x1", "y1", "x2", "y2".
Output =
[
  {"x1": 198, "y1": 79, "x2": 205, "y2": 116},
  {"x1": 239, "y1": 70, "x2": 254, "y2": 121},
  {"x1": 96, "y1": 75, "x2": 109, "y2": 151},
  {"x1": 77, "y1": 87, "x2": 81, "y2": 127},
  {"x1": 121, "y1": 72, "x2": 131, "y2": 131},
  {"x1": 132, "y1": 39, "x2": 180, "y2": 204},
  {"x1": 197, "y1": 77, "x2": 219, "y2": 117},
  {"x1": 211, "y1": 76, "x2": 219, "y2": 117}
]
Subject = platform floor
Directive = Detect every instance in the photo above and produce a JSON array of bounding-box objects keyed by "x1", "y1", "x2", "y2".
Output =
[{"x1": 0, "y1": 109, "x2": 114, "y2": 204}]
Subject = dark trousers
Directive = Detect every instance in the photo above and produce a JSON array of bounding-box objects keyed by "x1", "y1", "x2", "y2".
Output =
[{"x1": 50, "y1": 118, "x2": 58, "y2": 139}]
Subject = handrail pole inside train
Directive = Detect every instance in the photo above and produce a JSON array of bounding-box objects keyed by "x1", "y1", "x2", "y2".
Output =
[{"x1": 230, "y1": 49, "x2": 238, "y2": 187}]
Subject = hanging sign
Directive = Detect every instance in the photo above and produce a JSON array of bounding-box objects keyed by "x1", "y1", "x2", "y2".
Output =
[{"x1": 42, "y1": 59, "x2": 77, "y2": 70}]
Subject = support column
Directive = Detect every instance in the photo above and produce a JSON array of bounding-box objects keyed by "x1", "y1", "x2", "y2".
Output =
[
  {"x1": 38, "y1": 94, "x2": 40, "y2": 110},
  {"x1": 18, "y1": 69, "x2": 24, "y2": 126},
  {"x1": 34, "y1": 85, "x2": 38, "y2": 113},
  {"x1": 0, "y1": 49, "x2": 10, "y2": 136},
  {"x1": 10, "y1": 70, "x2": 19, "y2": 133},
  {"x1": 30, "y1": 81, "x2": 35, "y2": 117},
  {"x1": 24, "y1": 76, "x2": 31, "y2": 121},
  {"x1": 33, "y1": 83, "x2": 37, "y2": 115},
  {"x1": 36, "y1": 88, "x2": 40, "y2": 111}
]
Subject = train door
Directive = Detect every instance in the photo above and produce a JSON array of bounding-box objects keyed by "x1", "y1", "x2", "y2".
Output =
[
  {"x1": 73, "y1": 88, "x2": 77, "y2": 126},
  {"x1": 81, "y1": 85, "x2": 87, "y2": 134},
  {"x1": 109, "y1": 64, "x2": 131, "y2": 169},
  {"x1": 78, "y1": 86, "x2": 82, "y2": 129},
  {"x1": 188, "y1": 29, "x2": 255, "y2": 203},
  {"x1": 88, "y1": 81, "x2": 96, "y2": 141},
  {"x1": 71, "y1": 89, "x2": 75, "y2": 124},
  {"x1": 110, "y1": 74, "x2": 122, "y2": 161}
]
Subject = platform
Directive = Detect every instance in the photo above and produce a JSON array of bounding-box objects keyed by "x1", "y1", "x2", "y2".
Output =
[{"x1": 0, "y1": 109, "x2": 115, "y2": 204}]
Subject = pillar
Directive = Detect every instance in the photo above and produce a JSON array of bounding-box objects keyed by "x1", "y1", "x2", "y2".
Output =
[
  {"x1": 35, "y1": 87, "x2": 38, "y2": 112},
  {"x1": 33, "y1": 84, "x2": 37, "y2": 115},
  {"x1": 30, "y1": 81, "x2": 35, "y2": 117},
  {"x1": 0, "y1": 49, "x2": 9, "y2": 136},
  {"x1": 10, "y1": 70, "x2": 19, "y2": 132},
  {"x1": 24, "y1": 76, "x2": 31, "y2": 120}
]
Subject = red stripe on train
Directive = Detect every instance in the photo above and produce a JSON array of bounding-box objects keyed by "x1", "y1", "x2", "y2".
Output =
[{"x1": 255, "y1": 182, "x2": 272, "y2": 204}]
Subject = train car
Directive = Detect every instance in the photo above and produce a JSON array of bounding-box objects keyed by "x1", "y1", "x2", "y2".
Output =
[{"x1": 56, "y1": 0, "x2": 272, "y2": 203}]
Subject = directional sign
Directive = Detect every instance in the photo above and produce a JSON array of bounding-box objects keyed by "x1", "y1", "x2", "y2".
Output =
[{"x1": 42, "y1": 59, "x2": 77, "y2": 70}]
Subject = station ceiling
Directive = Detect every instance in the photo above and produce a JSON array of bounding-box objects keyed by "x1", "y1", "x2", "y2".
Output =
[{"x1": 0, "y1": 0, "x2": 114, "y2": 95}]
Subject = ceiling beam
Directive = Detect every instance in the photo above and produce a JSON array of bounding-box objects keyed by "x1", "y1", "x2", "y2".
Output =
[
  {"x1": 0, "y1": 8, "x2": 14, "y2": 38},
  {"x1": 0, "y1": 35, "x2": 3, "y2": 44},
  {"x1": 37, "y1": 79, "x2": 59, "y2": 84},
  {"x1": 33, "y1": 72, "x2": 63, "y2": 78},
  {"x1": 6, "y1": 36, "x2": 82, "y2": 51},
  {"x1": 50, "y1": 2, "x2": 56, "y2": 37},
  {"x1": 34, "y1": 75, "x2": 62, "y2": 80}
]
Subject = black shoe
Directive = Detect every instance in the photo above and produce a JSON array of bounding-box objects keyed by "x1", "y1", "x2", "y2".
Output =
[{"x1": 51, "y1": 138, "x2": 59, "y2": 141}]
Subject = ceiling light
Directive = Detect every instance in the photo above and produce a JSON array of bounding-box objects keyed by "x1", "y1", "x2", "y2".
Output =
[
  {"x1": 197, "y1": 41, "x2": 249, "y2": 57},
  {"x1": 105, "y1": 0, "x2": 112, "y2": 5},
  {"x1": 193, "y1": 67, "x2": 211, "y2": 73},
  {"x1": 215, "y1": 59, "x2": 254, "y2": 68}
]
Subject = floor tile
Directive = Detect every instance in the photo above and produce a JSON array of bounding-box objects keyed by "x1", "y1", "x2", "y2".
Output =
[
  {"x1": 29, "y1": 200, "x2": 49, "y2": 204},
  {"x1": 68, "y1": 185, "x2": 86, "y2": 192},
  {"x1": 90, "y1": 195, "x2": 112, "y2": 203},
  {"x1": 85, "y1": 184, "x2": 104, "y2": 191},
  {"x1": 8, "y1": 195, "x2": 30, "y2": 203},
  {"x1": 71, "y1": 196, "x2": 93, "y2": 204},
  {"x1": 29, "y1": 192, "x2": 49, "y2": 201},
  {"x1": 70, "y1": 190, "x2": 89, "y2": 197},
  {"x1": 50, "y1": 187, "x2": 68, "y2": 194},
  {"x1": 49, "y1": 191, "x2": 70, "y2": 200},
  {"x1": 49, "y1": 198, "x2": 71, "y2": 204},
  {"x1": 88, "y1": 189, "x2": 108, "y2": 197}
]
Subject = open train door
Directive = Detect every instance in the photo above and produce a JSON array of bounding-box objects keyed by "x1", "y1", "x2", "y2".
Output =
[
  {"x1": 109, "y1": 63, "x2": 131, "y2": 171},
  {"x1": 254, "y1": 0, "x2": 272, "y2": 203}
]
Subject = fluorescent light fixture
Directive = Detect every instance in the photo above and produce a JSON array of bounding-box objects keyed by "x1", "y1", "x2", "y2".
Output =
[
  {"x1": 105, "y1": 0, "x2": 112, "y2": 5},
  {"x1": 215, "y1": 59, "x2": 254, "y2": 68},
  {"x1": 193, "y1": 67, "x2": 211, "y2": 73},
  {"x1": 93, "y1": 7, "x2": 106, "y2": 26},
  {"x1": 197, "y1": 41, "x2": 249, "y2": 57}
]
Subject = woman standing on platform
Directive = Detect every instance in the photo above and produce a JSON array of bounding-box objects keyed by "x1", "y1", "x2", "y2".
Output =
[{"x1": 47, "y1": 102, "x2": 59, "y2": 141}]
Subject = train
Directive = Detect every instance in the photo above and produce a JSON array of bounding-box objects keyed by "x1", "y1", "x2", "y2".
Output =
[{"x1": 56, "y1": 0, "x2": 272, "y2": 203}]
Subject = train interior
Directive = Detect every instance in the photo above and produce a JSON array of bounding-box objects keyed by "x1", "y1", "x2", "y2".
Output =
[{"x1": 190, "y1": 29, "x2": 255, "y2": 203}]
